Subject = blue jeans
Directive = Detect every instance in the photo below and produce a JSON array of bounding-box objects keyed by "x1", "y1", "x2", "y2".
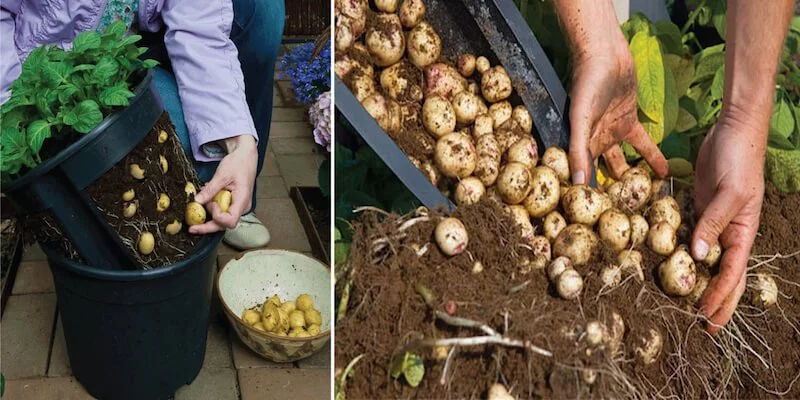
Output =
[{"x1": 153, "y1": 0, "x2": 285, "y2": 213}]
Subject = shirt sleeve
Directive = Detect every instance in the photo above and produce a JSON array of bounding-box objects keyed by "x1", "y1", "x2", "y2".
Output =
[
  {"x1": 1, "y1": 5, "x2": 21, "y2": 104},
  {"x1": 160, "y1": 0, "x2": 257, "y2": 162}
]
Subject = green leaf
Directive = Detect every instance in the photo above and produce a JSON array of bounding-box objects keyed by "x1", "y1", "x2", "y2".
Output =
[
  {"x1": 73, "y1": 64, "x2": 95, "y2": 72},
  {"x1": 43, "y1": 62, "x2": 73, "y2": 84},
  {"x1": 103, "y1": 20, "x2": 128, "y2": 40},
  {"x1": 21, "y1": 47, "x2": 48, "y2": 78},
  {"x1": 116, "y1": 35, "x2": 142, "y2": 48},
  {"x1": 1, "y1": 108, "x2": 29, "y2": 130},
  {"x1": 35, "y1": 89, "x2": 55, "y2": 118},
  {"x1": 71, "y1": 100, "x2": 103, "y2": 133},
  {"x1": 630, "y1": 32, "x2": 665, "y2": 123},
  {"x1": 92, "y1": 56, "x2": 119, "y2": 82},
  {"x1": 26, "y1": 120, "x2": 51, "y2": 154},
  {"x1": 765, "y1": 147, "x2": 800, "y2": 193},
  {"x1": 710, "y1": 0, "x2": 727, "y2": 39},
  {"x1": 660, "y1": 132, "x2": 692, "y2": 160},
  {"x1": 769, "y1": 128, "x2": 795, "y2": 150},
  {"x1": 675, "y1": 107, "x2": 698, "y2": 132},
  {"x1": 141, "y1": 59, "x2": 159, "y2": 69},
  {"x1": 389, "y1": 352, "x2": 425, "y2": 388},
  {"x1": 770, "y1": 99, "x2": 795, "y2": 139},
  {"x1": 334, "y1": 242, "x2": 351, "y2": 265},
  {"x1": 653, "y1": 20, "x2": 683, "y2": 55},
  {"x1": 72, "y1": 31, "x2": 101, "y2": 52},
  {"x1": 663, "y1": 54, "x2": 694, "y2": 96},
  {"x1": 621, "y1": 13, "x2": 651, "y2": 41},
  {"x1": 98, "y1": 84, "x2": 134, "y2": 107},
  {"x1": 710, "y1": 65, "x2": 725, "y2": 100},
  {"x1": 57, "y1": 83, "x2": 80, "y2": 103},
  {"x1": 0, "y1": 94, "x2": 34, "y2": 113},
  {"x1": 693, "y1": 44, "x2": 725, "y2": 83}
]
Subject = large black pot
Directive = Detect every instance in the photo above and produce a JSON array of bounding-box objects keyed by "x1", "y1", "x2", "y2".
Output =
[
  {"x1": 43, "y1": 232, "x2": 223, "y2": 400},
  {"x1": 4, "y1": 71, "x2": 162, "y2": 270}
]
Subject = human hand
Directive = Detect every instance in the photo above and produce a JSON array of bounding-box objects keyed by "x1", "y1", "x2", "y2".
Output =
[
  {"x1": 692, "y1": 117, "x2": 766, "y2": 334},
  {"x1": 189, "y1": 135, "x2": 258, "y2": 234},
  {"x1": 567, "y1": 39, "x2": 669, "y2": 184}
]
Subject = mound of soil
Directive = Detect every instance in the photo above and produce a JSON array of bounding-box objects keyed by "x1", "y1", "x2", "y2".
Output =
[{"x1": 335, "y1": 185, "x2": 800, "y2": 399}]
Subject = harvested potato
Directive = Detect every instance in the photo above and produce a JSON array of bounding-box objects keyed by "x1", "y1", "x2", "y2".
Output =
[
  {"x1": 242, "y1": 309, "x2": 260, "y2": 326},
  {"x1": 562, "y1": 186, "x2": 611, "y2": 226},
  {"x1": 159, "y1": 155, "x2": 168, "y2": 174},
  {"x1": 307, "y1": 324, "x2": 321, "y2": 336},
  {"x1": 600, "y1": 264, "x2": 622, "y2": 287},
  {"x1": 701, "y1": 242, "x2": 722, "y2": 267},
  {"x1": 472, "y1": 114, "x2": 494, "y2": 138},
  {"x1": 647, "y1": 221, "x2": 677, "y2": 256},
  {"x1": 435, "y1": 217, "x2": 469, "y2": 256},
  {"x1": 474, "y1": 134, "x2": 500, "y2": 186},
  {"x1": 289, "y1": 310, "x2": 306, "y2": 329},
  {"x1": 399, "y1": 0, "x2": 425, "y2": 28},
  {"x1": 547, "y1": 256, "x2": 573, "y2": 282},
  {"x1": 584, "y1": 320, "x2": 607, "y2": 347},
  {"x1": 214, "y1": 190, "x2": 232, "y2": 213},
  {"x1": 688, "y1": 273, "x2": 709, "y2": 304},
  {"x1": 614, "y1": 168, "x2": 652, "y2": 211},
  {"x1": 434, "y1": 133, "x2": 477, "y2": 178},
  {"x1": 543, "y1": 211, "x2": 567, "y2": 242},
  {"x1": 506, "y1": 205, "x2": 535, "y2": 240},
  {"x1": 362, "y1": 94, "x2": 401, "y2": 135},
  {"x1": 185, "y1": 182, "x2": 197, "y2": 198},
  {"x1": 481, "y1": 66, "x2": 512, "y2": 103},
  {"x1": 541, "y1": 147, "x2": 570, "y2": 182},
  {"x1": 348, "y1": 72, "x2": 378, "y2": 102},
  {"x1": 422, "y1": 96, "x2": 456, "y2": 138},
  {"x1": 556, "y1": 268, "x2": 584, "y2": 300},
  {"x1": 467, "y1": 81, "x2": 480, "y2": 95},
  {"x1": 488, "y1": 101, "x2": 512, "y2": 129},
  {"x1": 406, "y1": 22, "x2": 441, "y2": 68},
  {"x1": 374, "y1": 0, "x2": 398, "y2": 12},
  {"x1": 523, "y1": 166, "x2": 560, "y2": 218},
  {"x1": 186, "y1": 202, "x2": 208, "y2": 225},
  {"x1": 475, "y1": 56, "x2": 491, "y2": 74},
  {"x1": 598, "y1": 209, "x2": 631, "y2": 251},
  {"x1": 748, "y1": 273, "x2": 778, "y2": 309},
  {"x1": 335, "y1": 16, "x2": 357, "y2": 52},
  {"x1": 305, "y1": 308, "x2": 323, "y2": 326},
  {"x1": 165, "y1": 220, "x2": 182, "y2": 235},
  {"x1": 156, "y1": 193, "x2": 170, "y2": 212},
  {"x1": 606, "y1": 311, "x2": 626, "y2": 355},
  {"x1": 658, "y1": 247, "x2": 697, "y2": 296},
  {"x1": 280, "y1": 301, "x2": 296, "y2": 314},
  {"x1": 158, "y1": 130, "x2": 168, "y2": 143},
  {"x1": 553, "y1": 224, "x2": 598, "y2": 266},
  {"x1": 380, "y1": 61, "x2": 423, "y2": 102},
  {"x1": 505, "y1": 137, "x2": 538, "y2": 171},
  {"x1": 635, "y1": 328, "x2": 663, "y2": 365},
  {"x1": 365, "y1": 14, "x2": 405, "y2": 66},
  {"x1": 138, "y1": 232, "x2": 155, "y2": 255},
  {"x1": 650, "y1": 179, "x2": 669, "y2": 202},
  {"x1": 528, "y1": 236, "x2": 551, "y2": 271},
  {"x1": 424, "y1": 63, "x2": 467, "y2": 100},
  {"x1": 123, "y1": 201, "x2": 137, "y2": 218},
  {"x1": 629, "y1": 214, "x2": 649, "y2": 248},
  {"x1": 129, "y1": 164, "x2": 145, "y2": 180},
  {"x1": 496, "y1": 162, "x2": 531, "y2": 204},
  {"x1": 296, "y1": 294, "x2": 314, "y2": 312},
  {"x1": 494, "y1": 120, "x2": 524, "y2": 153},
  {"x1": 647, "y1": 196, "x2": 681, "y2": 230},
  {"x1": 457, "y1": 54, "x2": 476, "y2": 77},
  {"x1": 454, "y1": 177, "x2": 486, "y2": 206},
  {"x1": 511, "y1": 105, "x2": 533, "y2": 134},
  {"x1": 122, "y1": 189, "x2": 135, "y2": 201},
  {"x1": 451, "y1": 91, "x2": 486, "y2": 125},
  {"x1": 488, "y1": 384, "x2": 514, "y2": 400}
]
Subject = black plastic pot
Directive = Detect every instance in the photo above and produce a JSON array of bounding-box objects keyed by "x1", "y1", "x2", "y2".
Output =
[
  {"x1": 3, "y1": 71, "x2": 162, "y2": 270},
  {"x1": 43, "y1": 232, "x2": 223, "y2": 400}
]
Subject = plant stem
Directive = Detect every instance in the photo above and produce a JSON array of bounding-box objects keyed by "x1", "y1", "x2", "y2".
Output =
[{"x1": 681, "y1": 0, "x2": 707, "y2": 35}]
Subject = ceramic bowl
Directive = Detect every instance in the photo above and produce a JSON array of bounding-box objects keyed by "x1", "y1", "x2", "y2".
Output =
[{"x1": 217, "y1": 249, "x2": 331, "y2": 362}]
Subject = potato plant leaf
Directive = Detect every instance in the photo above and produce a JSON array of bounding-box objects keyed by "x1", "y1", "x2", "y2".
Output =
[
  {"x1": 71, "y1": 100, "x2": 103, "y2": 133},
  {"x1": 663, "y1": 68, "x2": 680, "y2": 137},
  {"x1": 675, "y1": 107, "x2": 698, "y2": 132},
  {"x1": 26, "y1": 120, "x2": 51, "y2": 154},
  {"x1": 654, "y1": 20, "x2": 683, "y2": 55},
  {"x1": 710, "y1": 66, "x2": 725, "y2": 100},
  {"x1": 693, "y1": 44, "x2": 725, "y2": 83},
  {"x1": 630, "y1": 32, "x2": 665, "y2": 123},
  {"x1": 663, "y1": 54, "x2": 694, "y2": 95},
  {"x1": 390, "y1": 352, "x2": 425, "y2": 388},
  {"x1": 770, "y1": 99, "x2": 795, "y2": 139},
  {"x1": 98, "y1": 84, "x2": 135, "y2": 107},
  {"x1": 72, "y1": 31, "x2": 101, "y2": 53}
]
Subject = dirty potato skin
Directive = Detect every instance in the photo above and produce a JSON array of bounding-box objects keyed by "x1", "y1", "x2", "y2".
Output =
[
  {"x1": 553, "y1": 224, "x2": 599, "y2": 266},
  {"x1": 424, "y1": 63, "x2": 468, "y2": 101},
  {"x1": 451, "y1": 91, "x2": 487, "y2": 125},
  {"x1": 434, "y1": 132, "x2": 477, "y2": 179},
  {"x1": 406, "y1": 22, "x2": 441, "y2": 68},
  {"x1": 422, "y1": 96, "x2": 457, "y2": 138},
  {"x1": 399, "y1": 0, "x2": 426, "y2": 28},
  {"x1": 365, "y1": 13, "x2": 405, "y2": 67},
  {"x1": 380, "y1": 61, "x2": 423, "y2": 102},
  {"x1": 523, "y1": 166, "x2": 560, "y2": 218},
  {"x1": 496, "y1": 162, "x2": 532, "y2": 205},
  {"x1": 481, "y1": 66, "x2": 513, "y2": 103}
]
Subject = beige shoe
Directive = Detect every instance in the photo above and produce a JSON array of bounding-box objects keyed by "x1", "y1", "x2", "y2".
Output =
[{"x1": 223, "y1": 212, "x2": 271, "y2": 250}]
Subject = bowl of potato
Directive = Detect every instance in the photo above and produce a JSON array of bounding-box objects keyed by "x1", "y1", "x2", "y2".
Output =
[{"x1": 217, "y1": 249, "x2": 331, "y2": 362}]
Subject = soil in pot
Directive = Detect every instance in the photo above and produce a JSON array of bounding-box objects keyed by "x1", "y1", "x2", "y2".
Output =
[{"x1": 335, "y1": 185, "x2": 800, "y2": 399}]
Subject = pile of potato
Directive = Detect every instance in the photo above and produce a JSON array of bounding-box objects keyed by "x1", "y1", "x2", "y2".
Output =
[{"x1": 241, "y1": 294, "x2": 323, "y2": 338}]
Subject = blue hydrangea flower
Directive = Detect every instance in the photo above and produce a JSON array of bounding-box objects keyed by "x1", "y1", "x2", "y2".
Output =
[{"x1": 279, "y1": 41, "x2": 331, "y2": 105}]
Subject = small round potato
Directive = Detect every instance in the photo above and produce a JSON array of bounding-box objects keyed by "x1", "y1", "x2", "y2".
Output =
[
  {"x1": 305, "y1": 308, "x2": 323, "y2": 326},
  {"x1": 289, "y1": 310, "x2": 306, "y2": 329},
  {"x1": 488, "y1": 101, "x2": 512, "y2": 128},
  {"x1": 505, "y1": 137, "x2": 538, "y2": 171},
  {"x1": 435, "y1": 217, "x2": 469, "y2": 256},
  {"x1": 658, "y1": 248, "x2": 697, "y2": 296},
  {"x1": 606, "y1": 311, "x2": 626, "y2": 355},
  {"x1": 635, "y1": 328, "x2": 663, "y2": 365},
  {"x1": 454, "y1": 177, "x2": 486, "y2": 206},
  {"x1": 362, "y1": 94, "x2": 400, "y2": 135},
  {"x1": 406, "y1": 22, "x2": 441, "y2": 68},
  {"x1": 307, "y1": 324, "x2": 321, "y2": 336},
  {"x1": 280, "y1": 301, "x2": 296, "y2": 314},
  {"x1": 511, "y1": 105, "x2": 533, "y2": 134},
  {"x1": 598, "y1": 209, "x2": 631, "y2": 251},
  {"x1": 584, "y1": 320, "x2": 607, "y2": 347},
  {"x1": 434, "y1": 133, "x2": 477, "y2": 178},
  {"x1": 475, "y1": 56, "x2": 491, "y2": 74},
  {"x1": 523, "y1": 166, "x2": 560, "y2": 218},
  {"x1": 542, "y1": 211, "x2": 567, "y2": 243},
  {"x1": 496, "y1": 162, "x2": 532, "y2": 205},
  {"x1": 296, "y1": 294, "x2": 314, "y2": 311},
  {"x1": 399, "y1": 0, "x2": 425, "y2": 28},
  {"x1": 185, "y1": 203, "x2": 207, "y2": 225},
  {"x1": 617, "y1": 250, "x2": 644, "y2": 281},
  {"x1": 748, "y1": 273, "x2": 778, "y2": 309},
  {"x1": 647, "y1": 221, "x2": 677, "y2": 256},
  {"x1": 487, "y1": 384, "x2": 514, "y2": 400},
  {"x1": 506, "y1": 205, "x2": 534, "y2": 239},
  {"x1": 701, "y1": 242, "x2": 722, "y2": 267},
  {"x1": 457, "y1": 54, "x2": 476, "y2": 77},
  {"x1": 647, "y1": 196, "x2": 682, "y2": 230},
  {"x1": 214, "y1": 189, "x2": 232, "y2": 213},
  {"x1": 348, "y1": 72, "x2": 378, "y2": 102},
  {"x1": 156, "y1": 193, "x2": 171, "y2": 212},
  {"x1": 541, "y1": 147, "x2": 570, "y2": 182},
  {"x1": 561, "y1": 186, "x2": 611, "y2": 226},
  {"x1": 688, "y1": 273, "x2": 709, "y2": 304},
  {"x1": 165, "y1": 220, "x2": 182, "y2": 235},
  {"x1": 424, "y1": 63, "x2": 468, "y2": 101},
  {"x1": 474, "y1": 156, "x2": 500, "y2": 187},
  {"x1": 138, "y1": 232, "x2": 155, "y2": 255},
  {"x1": 556, "y1": 268, "x2": 584, "y2": 300},
  {"x1": 472, "y1": 114, "x2": 494, "y2": 138},
  {"x1": 616, "y1": 169, "x2": 652, "y2": 211},
  {"x1": 481, "y1": 66, "x2": 512, "y2": 103},
  {"x1": 547, "y1": 256, "x2": 573, "y2": 282},
  {"x1": 629, "y1": 214, "x2": 649, "y2": 248},
  {"x1": 374, "y1": 0, "x2": 398, "y2": 12},
  {"x1": 123, "y1": 201, "x2": 137, "y2": 218},
  {"x1": 365, "y1": 14, "x2": 405, "y2": 67},
  {"x1": 122, "y1": 189, "x2": 135, "y2": 201},
  {"x1": 451, "y1": 91, "x2": 485, "y2": 125},
  {"x1": 380, "y1": 62, "x2": 423, "y2": 103},
  {"x1": 600, "y1": 264, "x2": 622, "y2": 287},
  {"x1": 129, "y1": 164, "x2": 146, "y2": 180},
  {"x1": 423, "y1": 96, "x2": 457, "y2": 138},
  {"x1": 243, "y1": 309, "x2": 260, "y2": 326},
  {"x1": 528, "y1": 236, "x2": 551, "y2": 271},
  {"x1": 553, "y1": 224, "x2": 598, "y2": 266}
]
